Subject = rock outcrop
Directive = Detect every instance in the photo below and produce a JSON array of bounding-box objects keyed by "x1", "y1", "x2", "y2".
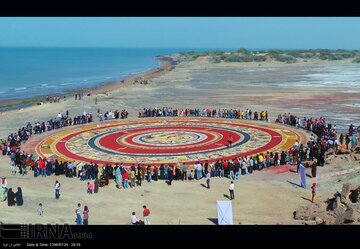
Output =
[{"x1": 294, "y1": 183, "x2": 360, "y2": 225}]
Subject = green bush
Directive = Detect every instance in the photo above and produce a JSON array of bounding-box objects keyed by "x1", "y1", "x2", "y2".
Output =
[
  {"x1": 224, "y1": 54, "x2": 253, "y2": 62},
  {"x1": 208, "y1": 56, "x2": 222, "y2": 63},
  {"x1": 271, "y1": 54, "x2": 297, "y2": 63},
  {"x1": 236, "y1": 48, "x2": 250, "y2": 54},
  {"x1": 352, "y1": 57, "x2": 360, "y2": 63},
  {"x1": 254, "y1": 55, "x2": 267, "y2": 62}
]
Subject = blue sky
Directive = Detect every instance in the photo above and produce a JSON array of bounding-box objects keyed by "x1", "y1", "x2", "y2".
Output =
[{"x1": 0, "y1": 17, "x2": 359, "y2": 49}]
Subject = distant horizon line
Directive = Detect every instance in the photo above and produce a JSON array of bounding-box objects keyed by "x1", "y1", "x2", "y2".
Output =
[{"x1": 0, "y1": 46, "x2": 359, "y2": 51}]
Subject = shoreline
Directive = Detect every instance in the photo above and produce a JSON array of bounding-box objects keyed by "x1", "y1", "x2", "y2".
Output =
[{"x1": 0, "y1": 55, "x2": 177, "y2": 113}]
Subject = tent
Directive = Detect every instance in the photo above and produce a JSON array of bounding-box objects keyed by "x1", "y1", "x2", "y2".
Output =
[{"x1": 217, "y1": 200, "x2": 233, "y2": 225}]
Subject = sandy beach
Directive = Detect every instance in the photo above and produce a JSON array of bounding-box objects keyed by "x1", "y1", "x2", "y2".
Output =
[
  {"x1": 1, "y1": 56, "x2": 360, "y2": 225},
  {"x1": 1, "y1": 57, "x2": 359, "y2": 138}
]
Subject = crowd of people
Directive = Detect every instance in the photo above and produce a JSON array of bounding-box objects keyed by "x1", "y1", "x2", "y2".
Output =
[
  {"x1": 0, "y1": 107, "x2": 129, "y2": 158},
  {"x1": 1, "y1": 104, "x2": 359, "y2": 225},
  {"x1": 2, "y1": 109, "x2": 358, "y2": 190},
  {"x1": 276, "y1": 113, "x2": 359, "y2": 152},
  {"x1": 139, "y1": 107, "x2": 269, "y2": 121}
]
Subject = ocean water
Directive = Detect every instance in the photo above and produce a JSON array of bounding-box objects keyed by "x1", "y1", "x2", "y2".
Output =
[{"x1": 0, "y1": 47, "x2": 201, "y2": 102}]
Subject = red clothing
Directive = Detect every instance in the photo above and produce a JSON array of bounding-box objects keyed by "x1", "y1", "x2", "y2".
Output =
[
  {"x1": 38, "y1": 160, "x2": 45, "y2": 169},
  {"x1": 143, "y1": 208, "x2": 150, "y2": 217},
  {"x1": 83, "y1": 210, "x2": 89, "y2": 220},
  {"x1": 311, "y1": 184, "x2": 317, "y2": 193},
  {"x1": 223, "y1": 161, "x2": 229, "y2": 169},
  {"x1": 123, "y1": 172, "x2": 129, "y2": 180}
]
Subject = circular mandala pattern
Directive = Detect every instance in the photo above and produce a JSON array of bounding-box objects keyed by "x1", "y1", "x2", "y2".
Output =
[
  {"x1": 35, "y1": 118, "x2": 304, "y2": 166},
  {"x1": 133, "y1": 131, "x2": 207, "y2": 146}
]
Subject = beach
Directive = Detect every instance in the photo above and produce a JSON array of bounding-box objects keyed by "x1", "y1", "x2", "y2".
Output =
[
  {"x1": 1, "y1": 55, "x2": 360, "y2": 225},
  {"x1": 0, "y1": 54, "x2": 176, "y2": 112},
  {"x1": 1, "y1": 56, "x2": 359, "y2": 138}
]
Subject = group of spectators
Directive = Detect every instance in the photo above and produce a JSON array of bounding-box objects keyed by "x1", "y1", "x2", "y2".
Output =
[
  {"x1": 139, "y1": 107, "x2": 268, "y2": 121},
  {"x1": 276, "y1": 113, "x2": 359, "y2": 151},
  {"x1": 2, "y1": 106, "x2": 359, "y2": 195},
  {"x1": 98, "y1": 109, "x2": 128, "y2": 121}
]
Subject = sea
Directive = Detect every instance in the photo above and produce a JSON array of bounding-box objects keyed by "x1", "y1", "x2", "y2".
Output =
[{"x1": 0, "y1": 47, "x2": 228, "y2": 102}]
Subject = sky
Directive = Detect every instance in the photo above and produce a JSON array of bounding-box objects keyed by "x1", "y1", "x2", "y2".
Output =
[{"x1": 0, "y1": 17, "x2": 359, "y2": 49}]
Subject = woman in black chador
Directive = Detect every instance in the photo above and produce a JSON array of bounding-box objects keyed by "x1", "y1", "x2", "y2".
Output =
[
  {"x1": 94, "y1": 177, "x2": 99, "y2": 194},
  {"x1": 16, "y1": 187, "x2": 23, "y2": 206},
  {"x1": 7, "y1": 188, "x2": 16, "y2": 206}
]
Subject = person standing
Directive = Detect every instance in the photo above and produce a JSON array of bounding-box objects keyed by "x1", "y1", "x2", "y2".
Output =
[
  {"x1": 83, "y1": 206, "x2": 89, "y2": 225},
  {"x1": 15, "y1": 187, "x2": 23, "y2": 206},
  {"x1": 38, "y1": 203, "x2": 44, "y2": 216},
  {"x1": 229, "y1": 181, "x2": 235, "y2": 200},
  {"x1": 0, "y1": 186, "x2": 6, "y2": 202},
  {"x1": 10, "y1": 158, "x2": 16, "y2": 175},
  {"x1": 1, "y1": 177, "x2": 8, "y2": 193},
  {"x1": 181, "y1": 163, "x2": 188, "y2": 181},
  {"x1": 345, "y1": 134, "x2": 350, "y2": 150},
  {"x1": 54, "y1": 180, "x2": 61, "y2": 199},
  {"x1": 143, "y1": 205, "x2": 150, "y2": 225},
  {"x1": 167, "y1": 166, "x2": 173, "y2": 185},
  {"x1": 94, "y1": 177, "x2": 99, "y2": 194},
  {"x1": 7, "y1": 188, "x2": 16, "y2": 206},
  {"x1": 206, "y1": 171, "x2": 211, "y2": 189},
  {"x1": 227, "y1": 135, "x2": 233, "y2": 146},
  {"x1": 136, "y1": 169, "x2": 142, "y2": 186},
  {"x1": 75, "y1": 203, "x2": 82, "y2": 225},
  {"x1": 311, "y1": 183, "x2": 317, "y2": 203},
  {"x1": 87, "y1": 182, "x2": 94, "y2": 194},
  {"x1": 311, "y1": 162, "x2": 317, "y2": 178},
  {"x1": 130, "y1": 170, "x2": 136, "y2": 188}
]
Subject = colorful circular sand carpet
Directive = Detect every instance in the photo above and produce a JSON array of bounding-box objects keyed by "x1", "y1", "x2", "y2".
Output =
[{"x1": 33, "y1": 118, "x2": 307, "y2": 166}]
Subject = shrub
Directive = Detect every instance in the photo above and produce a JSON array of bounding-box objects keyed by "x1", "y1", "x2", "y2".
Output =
[
  {"x1": 208, "y1": 56, "x2": 222, "y2": 63},
  {"x1": 253, "y1": 55, "x2": 267, "y2": 62},
  {"x1": 352, "y1": 57, "x2": 360, "y2": 63},
  {"x1": 224, "y1": 54, "x2": 253, "y2": 62}
]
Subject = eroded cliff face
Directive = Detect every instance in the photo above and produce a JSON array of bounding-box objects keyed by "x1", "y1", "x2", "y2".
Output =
[{"x1": 294, "y1": 183, "x2": 360, "y2": 225}]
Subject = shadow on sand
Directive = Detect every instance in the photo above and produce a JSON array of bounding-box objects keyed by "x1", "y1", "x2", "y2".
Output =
[
  {"x1": 200, "y1": 183, "x2": 208, "y2": 189},
  {"x1": 287, "y1": 180, "x2": 302, "y2": 188},
  {"x1": 301, "y1": 196, "x2": 313, "y2": 203},
  {"x1": 207, "y1": 218, "x2": 218, "y2": 225},
  {"x1": 223, "y1": 194, "x2": 231, "y2": 200}
]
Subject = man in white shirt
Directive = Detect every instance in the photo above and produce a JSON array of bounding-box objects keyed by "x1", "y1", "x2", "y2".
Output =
[
  {"x1": 229, "y1": 181, "x2": 235, "y2": 200},
  {"x1": 55, "y1": 180, "x2": 61, "y2": 199},
  {"x1": 206, "y1": 171, "x2": 211, "y2": 189},
  {"x1": 131, "y1": 212, "x2": 140, "y2": 225},
  {"x1": 75, "y1": 203, "x2": 82, "y2": 225},
  {"x1": 310, "y1": 134, "x2": 315, "y2": 143}
]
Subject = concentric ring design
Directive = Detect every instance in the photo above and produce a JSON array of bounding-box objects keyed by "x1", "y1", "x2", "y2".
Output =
[
  {"x1": 133, "y1": 131, "x2": 207, "y2": 146},
  {"x1": 35, "y1": 118, "x2": 303, "y2": 166}
]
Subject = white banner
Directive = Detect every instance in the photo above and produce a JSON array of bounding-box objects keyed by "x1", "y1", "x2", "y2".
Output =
[{"x1": 217, "y1": 200, "x2": 233, "y2": 225}]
